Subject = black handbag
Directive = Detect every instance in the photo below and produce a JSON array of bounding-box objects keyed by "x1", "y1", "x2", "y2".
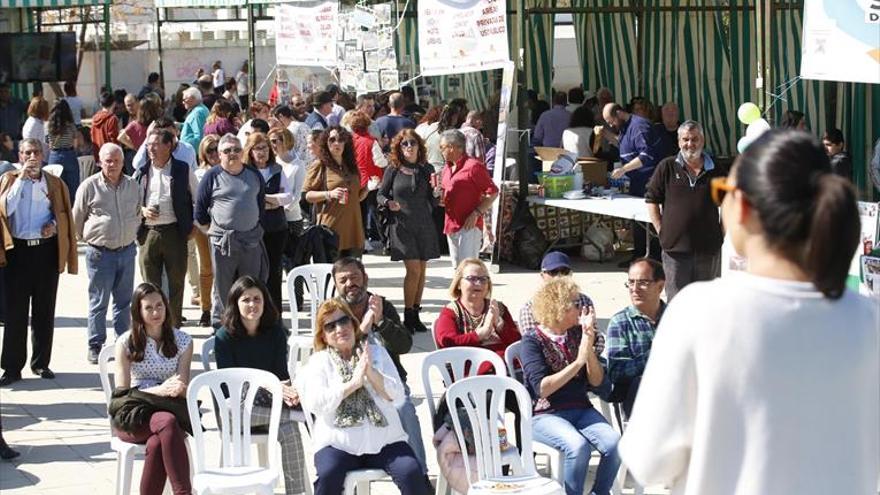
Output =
[{"x1": 297, "y1": 166, "x2": 339, "y2": 263}]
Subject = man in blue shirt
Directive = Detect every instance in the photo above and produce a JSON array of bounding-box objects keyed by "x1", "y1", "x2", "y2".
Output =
[
  {"x1": 532, "y1": 91, "x2": 571, "y2": 148},
  {"x1": 179, "y1": 87, "x2": 208, "y2": 152},
  {"x1": 375, "y1": 92, "x2": 416, "y2": 150}
]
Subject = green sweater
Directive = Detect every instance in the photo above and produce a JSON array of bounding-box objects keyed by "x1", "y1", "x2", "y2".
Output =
[{"x1": 214, "y1": 323, "x2": 290, "y2": 381}]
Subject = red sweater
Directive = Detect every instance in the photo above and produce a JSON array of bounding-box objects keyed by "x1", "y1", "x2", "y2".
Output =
[
  {"x1": 353, "y1": 130, "x2": 384, "y2": 188},
  {"x1": 434, "y1": 301, "x2": 522, "y2": 375}
]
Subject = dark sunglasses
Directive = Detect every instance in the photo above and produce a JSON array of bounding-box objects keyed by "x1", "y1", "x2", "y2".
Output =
[
  {"x1": 328, "y1": 136, "x2": 344, "y2": 144},
  {"x1": 220, "y1": 147, "x2": 242, "y2": 155},
  {"x1": 323, "y1": 315, "x2": 352, "y2": 333},
  {"x1": 206, "y1": 146, "x2": 218, "y2": 154},
  {"x1": 400, "y1": 140, "x2": 418, "y2": 148},
  {"x1": 544, "y1": 268, "x2": 571, "y2": 277}
]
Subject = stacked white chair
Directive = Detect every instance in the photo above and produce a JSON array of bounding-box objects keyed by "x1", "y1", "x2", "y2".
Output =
[
  {"x1": 421, "y1": 346, "x2": 523, "y2": 495},
  {"x1": 186, "y1": 368, "x2": 283, "y2": 495},
  {"x1": 286, "y1": 263, "x2": 335, "y2": 336},
  {"x1": 445, "y1": 375, "x2": 563, "y2": 494}
]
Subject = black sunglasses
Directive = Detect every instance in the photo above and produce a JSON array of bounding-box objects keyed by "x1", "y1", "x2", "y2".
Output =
[
  {"x1": 544, "y1": 268, "x2": 571, "y2": 277},
  {"x1": 323, "y1": 315, "x2": 352, "y2": 333}
]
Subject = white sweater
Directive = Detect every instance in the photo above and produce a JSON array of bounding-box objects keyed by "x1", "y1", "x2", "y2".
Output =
[
  {"x1": 297, "y1": 344, "x2": 407, "y2": 455},
  {"x1": 619, "y1": 272, "x2": 879, "y2": 495}
]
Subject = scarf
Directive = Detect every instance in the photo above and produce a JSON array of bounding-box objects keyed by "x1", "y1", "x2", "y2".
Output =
[
  {"x1": 533, "y1": 327, "x2": 581, "y2": 412},
  {"x1": 327, "y1": 343, "x2": 388, "y2": 428},
  {"x1": 447, "y1": 299, "x2": 506, "y2": 345}
]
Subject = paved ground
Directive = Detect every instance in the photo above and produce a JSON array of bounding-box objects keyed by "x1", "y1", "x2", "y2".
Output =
[{"x1": 0, "y1": 245, "x2": 660, "y2": 494}]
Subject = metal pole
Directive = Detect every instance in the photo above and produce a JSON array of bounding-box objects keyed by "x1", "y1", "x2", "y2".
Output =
[
  {"x1": 156, "y1": 8, "x2": 165, "y2": 93},
  {"x1": 103, "y1": 2, "x2": 111, "y2": 90},
  {"x1": 755, "y1": 0, "x2": 769, "y2": 111},
  {"x1": 247, "y1": 4, "x2": 257, "y2": 103}
]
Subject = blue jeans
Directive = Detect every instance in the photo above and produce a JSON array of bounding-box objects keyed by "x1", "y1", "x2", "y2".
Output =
[
  {"x1": 47, "y1": 148, "x2": 79, "y2": 199},
  {"x1": 532, "y1": 407, "x2": 621, "y2": 495},
  {"x1": 86, "y1": 243, "x2": 136, "y2": 350},
  {"x1": 398, "y1": 383, "x2": 427, "y2": 474}
]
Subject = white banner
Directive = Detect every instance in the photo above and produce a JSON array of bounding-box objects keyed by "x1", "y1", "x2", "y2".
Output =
[
  {"x1": 800, "y1": 0, "x2": 880, "y2": 84},
  {"x1": 275, "y1": 1, "x2": 339, "y2": 68},
  {"x1": 418, "y1": 0, "x2": 510, "y2": 76}
]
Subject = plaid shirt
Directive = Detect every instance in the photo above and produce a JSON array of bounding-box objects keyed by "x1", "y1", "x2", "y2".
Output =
[
  {"x1": 518, "y1": 292, "x2": 605, "y2": 355},
  {"x1": 604, "y1": 302, "x2": 666, "y2": 384}
]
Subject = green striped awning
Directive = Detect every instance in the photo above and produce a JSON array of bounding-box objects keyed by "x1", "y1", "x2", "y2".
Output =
[
  {"x1": 153, "y1": 0, "x2": 285, "y2": 7},
  {"x1": 0, "y1": 0, "x2": 108, "y2": 6}
]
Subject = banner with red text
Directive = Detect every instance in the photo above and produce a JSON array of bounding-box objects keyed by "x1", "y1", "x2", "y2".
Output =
[
  {"x1": 417, "y1": 0, "x2": 509, "y2": 76},
  {"x1": 275, "y1": 1, "x2": 339, "y2": 68}
]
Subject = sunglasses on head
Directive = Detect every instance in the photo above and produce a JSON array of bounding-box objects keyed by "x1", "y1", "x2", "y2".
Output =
[
  {"x1": 323, "y1": 315, "x2": 352, "y2": 333},
  {"x1": 710, "y1": 176, "x2": 736, "y2": 206}
]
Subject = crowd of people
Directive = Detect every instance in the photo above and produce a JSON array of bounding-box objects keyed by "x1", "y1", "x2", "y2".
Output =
[{"x1": 0, "y1": 71, "x2": 877, "y2": 495}]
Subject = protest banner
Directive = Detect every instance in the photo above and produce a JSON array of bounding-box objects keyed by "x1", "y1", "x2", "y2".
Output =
[
  {"x1": 418, "y1": 0, "x2": 510, "y2": 76},
  {"x1": 275, "y1": 1, "x2": 339, "y2": 68}
]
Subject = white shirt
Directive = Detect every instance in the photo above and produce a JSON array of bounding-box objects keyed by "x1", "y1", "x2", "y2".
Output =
[
  {"x1": 143, "y1": 160, "x2": 199, "y2": 226},
  {"x1": 5, "y1": 173, "x2": 52, "y2": 239},
  {"x1": 235, "y1": 71, "x2": 249, "y2": 96},
  {"x1": 22, "y1": 117, "x2": 48, "y2": 157},
  {"x1": 297, "y1": 344, "x2": 407, "y2": 455},
  {"x1": 133, "y1": 140, "x2": 197, "y2": 173},
  {"x1": 287, "y1": 120, "x2": 311, "y2": 164},
  {"x1": 562, "y1": 127, "x2": 593, "y2": 158},
  {"x1": 416, "y1": 122, "x2": 443, "y2": 172},
  {"x1": 619, "y1": 272, "x2": 880, "y2": 495},
  {"x1": 212, "y1": 68, "x2": 225, "y2": 88},
  {"x1": 258, "y1": 165, "x2": 293, "y2": 207},
  {"x1": 278, "y1": 154, "x2": 306, "y2": 221},
  {"x1": 237, "y1": 120, "x2": 254, "y2": 147}
]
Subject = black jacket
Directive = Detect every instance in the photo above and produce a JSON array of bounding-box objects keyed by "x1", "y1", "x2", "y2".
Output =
[{"x1": 109, "y1": 387, "x2": 194, "y2": 435}]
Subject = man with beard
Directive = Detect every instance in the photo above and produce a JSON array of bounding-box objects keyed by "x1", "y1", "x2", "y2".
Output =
[
  {"x1": 645, "y1": 120, "x2": 725, "y2": 300},
  {"x1": 331, "y1": 257, "x2": 428, "y2": 476}
]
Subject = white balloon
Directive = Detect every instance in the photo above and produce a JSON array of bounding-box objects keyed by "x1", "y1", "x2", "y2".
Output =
[
  {"x1": 737, "y1": 136, "x2": 755, "y2": 154},
  {"x1": 745, "y1": 118, "x2": 771, "y2": 138}
]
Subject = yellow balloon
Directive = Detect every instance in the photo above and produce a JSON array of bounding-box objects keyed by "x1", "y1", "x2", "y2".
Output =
[{"x1": 737, "y1": 102, "x2": 761, "y2": 125}]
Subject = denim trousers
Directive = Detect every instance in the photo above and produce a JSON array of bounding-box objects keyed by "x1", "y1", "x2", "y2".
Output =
[
  {"x1": 47, "y1": 148, "x2": 80, "y2": 199},
  {"x1": 313, "y1": 441, "x2": 430, "y2": 495},
  {"x1": 532, "y1": 407, "x2": 621, "y2": 495},
  {"x1": 398, "y1": 383, "x2": 428, "y2": 474},
  {"x1": 86, "y1": 243, "x2": 136, "y2": 350}
]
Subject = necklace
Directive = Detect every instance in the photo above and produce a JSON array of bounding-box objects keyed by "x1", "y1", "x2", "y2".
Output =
[{"x1": 459, "y1": 301, "x2": 487, "y2": 331}]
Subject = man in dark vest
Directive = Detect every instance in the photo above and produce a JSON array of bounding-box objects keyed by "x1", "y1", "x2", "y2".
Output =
[{"x1": 134, "y1": 129, "x2": 198, "y2": 327}]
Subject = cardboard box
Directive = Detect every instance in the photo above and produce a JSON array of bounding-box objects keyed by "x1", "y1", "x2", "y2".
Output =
[
  {"x1": 534, "y1": 146, "x2": 567, "y2": 172},
  {"x1": 578, "y1": 158, "x2": 608, "y2": 186}
]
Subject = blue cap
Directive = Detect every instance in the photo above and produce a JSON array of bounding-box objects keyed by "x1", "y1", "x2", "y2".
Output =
[{"x1": 541, "y1": 251, "x2": 571, "y2": 272}]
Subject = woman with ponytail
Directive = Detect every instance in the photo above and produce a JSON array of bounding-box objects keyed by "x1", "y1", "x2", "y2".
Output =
[{"x1": 618, "y1": 129, "x2": 878, "y2": 494}]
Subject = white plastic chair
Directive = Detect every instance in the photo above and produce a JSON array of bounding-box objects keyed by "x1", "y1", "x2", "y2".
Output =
[
  {"x1": 421, "y1": 346, "x2": 518, "y2": 495},
  {"x1": 200, "y1": 336, "x2": 272, "y2": 468},
  {"x1": 187, "y1": 368, "x2": 283, "y2": 495},
  {"x1": 445, "y1": 376, "x2": 563, "y2": 494},
  {"x1": 504, "y1": 340, "x2": 629, "y2": 495},
  {"x1": 286, "y1": 263, "x2": 335, "y2": 335},
  {"x1": 98, "y1": 345, "x2": 191, "y2": 495},
  {"x1": 300, "y1": 389, "x2": 391, "y2": 494}
]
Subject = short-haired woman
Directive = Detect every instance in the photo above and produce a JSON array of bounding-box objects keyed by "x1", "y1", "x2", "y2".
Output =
[
  {"x1": 190, "y1": 135, "x2": 221, "y2": 326},
  {"x1": 303, "y1": 126, "x2": 367, "y2": 258},
  {"x1": 244, "y1": 132, "x2": 291, "y2": 312},
  {"x1": 521, "y1": 277, "x2": 619, "y2": 495},
  {"x1": 214, "y1": 276, "x2": 308, "y2": 495},
  {"x1": 619, "y1": 130, "x2": 880, "y2": 493},
  {"x1": 297, "y1": 299, "x2": 431, "y2": 495},
  {"x1": 114, "y1": 283, "x2": 193, "y2": 495},
  {"x1": 268, "y1": 127, "x2": 307, "y2": 279},
  {"x1": 378, "y1": 129, "x2": 439, "y2": 333}
]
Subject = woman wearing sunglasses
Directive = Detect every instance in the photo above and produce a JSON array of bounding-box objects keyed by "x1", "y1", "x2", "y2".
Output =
[
  {"x1": 244, "y1": 132, "x2": 291, "y2": 314},
  {"x1": 191, "y1": 135, "x2": 221, "y2": 326},
  {"x1": 214, "y1": 276, "x2": 308, "y2": 495},
  {"x1": 298, "y1": 299, "x2": 431, "y2": 495},
  {"x1": 303, "y1": 126, "x2": 367, "y2": 258},
  {"x1": 619, "y1": 130, "x2": 879, "y2": 494},
  {"x1": 378, "y1": 129, "x2": 440, "y2": 334}
]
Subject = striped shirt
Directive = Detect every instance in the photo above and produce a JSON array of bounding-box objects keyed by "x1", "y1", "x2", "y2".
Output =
[{"x1": 48, "y1": 122, "x2": 77, "y2": 150}]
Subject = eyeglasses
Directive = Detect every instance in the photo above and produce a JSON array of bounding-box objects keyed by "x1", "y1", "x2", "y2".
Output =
[
  {"x1": 463, "y1": 275, "x2": 490, "y2": 285},
  {"x1": 544, "y1": 268, "x2": 571, "y2": 277},
  {"x1": 625, "y1": 279, "x2": 655, "y2": 289},
  {"x1": 710, "y1": 176, "x2": 736, "y2": 206},
  {"x1": 400, "y1": 140, "x2": 418, "y2": 148},
  {"x1": 219, "y1": 147, "x2": 242, "y2": 155},
  {"x1": 206, "y1": 147, "x2": 218, "y2": 154},
  {"x1": 323, "y1": 315, "x2": 352, "y2": 333}
]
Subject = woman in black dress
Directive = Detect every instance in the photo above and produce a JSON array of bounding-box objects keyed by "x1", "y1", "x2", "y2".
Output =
[{"x1": 378, "y1": 129, "x2": 440, "y2": 334}]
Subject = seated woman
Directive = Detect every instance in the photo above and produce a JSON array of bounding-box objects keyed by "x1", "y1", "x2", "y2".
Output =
[
  {"x1": 521, "y1": 277, "x2": 620, "y2": 495},
  {"x1": 214, "y1": 276, "x2": 308, "y2": 495},
  {"x1": 434, "y1": 257, "x2": 522, "y2": 374},
  {"x1": 298, "y1": 299, "x2": 431, "y2": 495},
  {"x1": 113, "y1": 283, "x2": 193, "y2": 495}
]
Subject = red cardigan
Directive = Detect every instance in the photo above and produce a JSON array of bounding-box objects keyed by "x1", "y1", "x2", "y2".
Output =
[{"x1": 434, "y1": 301, "x2": 522, "y2": 375}]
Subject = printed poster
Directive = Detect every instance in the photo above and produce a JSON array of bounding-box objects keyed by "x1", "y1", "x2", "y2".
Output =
[
  {"x1": 800, "y1": 0, "x2": 880, "y2": 84},
  {"x1": 418, "y1": 0, "x2": 510, "y2": 76},
  {"x1": 275, "y1": 1, "x2": 339, "y2": 68}
]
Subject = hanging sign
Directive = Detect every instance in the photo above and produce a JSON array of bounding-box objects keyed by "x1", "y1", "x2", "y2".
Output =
[
  {"x1": 418, "y1": 0, "x2": 510, "y2": 76},
  {"x1": 800, "y1": 0, "x2": 880, "y2": 84},
  {"x1": 275, "y1": 1, "x2": 339, "y2": 68}
]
